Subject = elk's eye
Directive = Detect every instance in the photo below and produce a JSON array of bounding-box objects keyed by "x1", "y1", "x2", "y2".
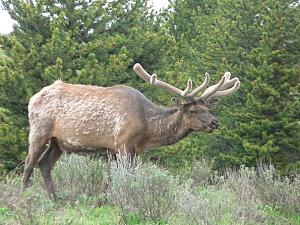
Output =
[{"x1": 190, "y1": 110, "x2": 197, "y2": 114}]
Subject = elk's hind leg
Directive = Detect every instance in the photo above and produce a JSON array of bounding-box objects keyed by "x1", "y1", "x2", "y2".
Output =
[
  {"x1": 38, "y1": 138, "x2": 62, "y2": 200},
  {"x1": 22, "y1": 132, "x2": 49, "y2": 191}
]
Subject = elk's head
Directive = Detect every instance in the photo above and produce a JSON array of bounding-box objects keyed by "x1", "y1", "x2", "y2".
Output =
[
  {"x1": 133, "y1": 63, "x2": 240, "y2": 133},
  {"x1": 170, "y1": 98, "x2": 219, "y2": 133}
]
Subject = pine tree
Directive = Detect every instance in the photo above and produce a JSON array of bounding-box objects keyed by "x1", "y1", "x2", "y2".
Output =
[{"x1": 203, "y1": 0, "x2": 300, "y2": 171}]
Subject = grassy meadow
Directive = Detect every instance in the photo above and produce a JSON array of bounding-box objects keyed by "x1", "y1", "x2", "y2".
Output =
[{"x1": 0, "y1": 154, "x2": 299, "y2": 225}]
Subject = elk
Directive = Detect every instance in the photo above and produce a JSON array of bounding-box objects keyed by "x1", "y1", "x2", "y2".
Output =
[{"x1": 22, "y1": 63, "x2": 240, "y2": 199}]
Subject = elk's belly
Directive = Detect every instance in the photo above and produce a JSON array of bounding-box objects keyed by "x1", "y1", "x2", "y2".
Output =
[{"x1": 55, "y1": 136, "x2": 116, "y2": 155}]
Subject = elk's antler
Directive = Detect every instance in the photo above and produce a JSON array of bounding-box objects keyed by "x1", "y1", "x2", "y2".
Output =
[
  {"x1": 133, "y1": 63, "x2": 240, "y2": 102},
  {"x1": 200, "y1": 72, "x2": 240, "y2": 101},
  {"x1": 133, "y1": 63, "x2": 193, "y2": 97}
]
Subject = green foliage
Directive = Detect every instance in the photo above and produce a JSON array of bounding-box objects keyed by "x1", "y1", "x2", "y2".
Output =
[{"x1": 0, "y1": 108, "x2": 28, "y2": 172}]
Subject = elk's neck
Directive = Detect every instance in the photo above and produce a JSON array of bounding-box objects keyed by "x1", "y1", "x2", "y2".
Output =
[{"x1": 145, "y1": 106, "x2": 192, "y2": 148}]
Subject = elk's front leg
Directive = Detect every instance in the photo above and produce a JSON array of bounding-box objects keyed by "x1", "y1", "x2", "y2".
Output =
[{"x1": 118, "y1": 143, "x2": 136, "y2": 161}]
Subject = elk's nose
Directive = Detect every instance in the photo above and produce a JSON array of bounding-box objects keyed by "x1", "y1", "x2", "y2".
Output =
[{"x1": 211, "y1": 120, "x2": 220, "y2": 129}]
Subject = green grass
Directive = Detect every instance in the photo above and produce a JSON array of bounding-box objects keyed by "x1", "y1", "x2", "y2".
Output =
[
  {"x1": 290, "y1": 214, "x2": 300, "y2": 225},
  {"x1": 0, "y1": 204, "x2": 119, "y2": 225},
  {"x1": 49, "y1": 206, "x2": 119, "y2": 225}
]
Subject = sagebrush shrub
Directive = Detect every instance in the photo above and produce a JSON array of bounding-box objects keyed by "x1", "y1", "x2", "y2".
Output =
[
  {"x1": 1, "y1": 155, "x2": 299, "y2": 224},
  {"x1": 222, "y1": 166, "x2": 271, "y2": 224},
  {"x1": 224, "y1": 166, "x2": 259, "y2": 206},
  {"x1": 189, "y1": 159, "x2": 215, "y2": 186},
  {"x1": 254, "y1": 164, "x2": 300, "y2": 214},
  {"x1": 50, "y1": 154, "x2": 106, "y2": 201},
  {"x1": 176, "y1": 182, "x2": 269, "y2": 225},
  {"x1": 0, "y1": 172, "x2": 55, "y2": 225},
  {"x1": 107, "y1": 155, "x2": 178, "y2": 222}
]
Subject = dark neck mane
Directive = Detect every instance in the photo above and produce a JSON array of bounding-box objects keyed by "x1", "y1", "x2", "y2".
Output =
[{"x1": 144, "y1": 104, "x2": 192, "y2": 148}]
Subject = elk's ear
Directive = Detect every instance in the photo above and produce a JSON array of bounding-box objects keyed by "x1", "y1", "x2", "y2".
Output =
[
  {"x1": 205, "y1": 98, "x2": 219, "y2": 109},
  {"x1": 171, "y1": 97, "x2": 183, "y2": 109}
]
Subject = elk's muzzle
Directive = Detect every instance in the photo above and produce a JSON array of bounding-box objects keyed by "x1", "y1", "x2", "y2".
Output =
[{"x1": 210, "y1": 119, "x2": 220, "y2": 129}]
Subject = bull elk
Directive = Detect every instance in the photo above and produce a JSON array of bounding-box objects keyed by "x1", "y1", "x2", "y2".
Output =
[{"x1": 22, "y1": 63, "x2": 240, "y2": 199}]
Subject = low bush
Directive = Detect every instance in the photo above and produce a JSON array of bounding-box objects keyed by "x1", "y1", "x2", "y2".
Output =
[
  {"x1": 31, "y1": 154, "x2": 107, "y2": 203},
  {"x1": 0, "y1": 172, "x2": 55, "y2": 225},
  {"x1": 107, "y1": 155, "x2": 178, "y2": 223},
  {"x1": 188, "y1": 158, "x2": 215, "y2": 186},
  {"x1": 254, "y1": 164, "x2": 300, "y2": 215},
  {"x1": 0, "y1": 154, "x2": 117, "y2": 224},
  {"x1": 176, "y1": 180, "x2": 269, "y2": 224}
]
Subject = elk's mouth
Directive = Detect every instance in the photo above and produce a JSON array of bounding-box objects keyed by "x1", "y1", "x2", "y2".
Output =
[
  {"x1": 191, "y1": 124, "x2": 214, "y2": 133},
  {"x1": 191, "y1": 120, "x2": 219, "y2": 132},
  {"x1": 205, "y1": 124, "x2": 219, "y2": 133},
  {"x1": 205, "y1": 126, "x2": 214, "y2": 133}
]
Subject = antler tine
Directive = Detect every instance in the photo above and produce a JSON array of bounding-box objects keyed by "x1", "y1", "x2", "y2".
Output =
[
  {"x1": 200, "y1": 71, "x2": 240, "y2": 101},
  {"x1": 133, "y1": 63, "x2": 193, "y2": 98},
  {"x1": 189, "y1": 72, "x2": 210, "y2": 98},
  {"x1": 218, "y1": 72, "x2": 238, "y2": 90},
  {"x1": 220, "y1": 77, "x2": 239, "y2": 90},
  {"x1": 209, "y1": 80, "x2": 240, "y2": 99},
  {"x1": 200, "y1": 75, "x2": 226, "y2": 100},
  {"x1": 182, "y1": 79, "x2": 193, "y2": 97}
]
